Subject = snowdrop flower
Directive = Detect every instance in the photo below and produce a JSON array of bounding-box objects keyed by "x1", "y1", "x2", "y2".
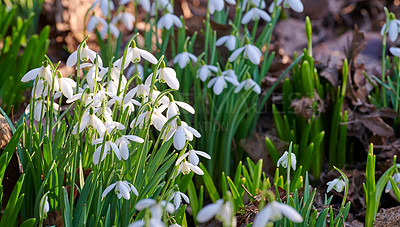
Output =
[
  {"x1": 207, "y1": 74, "x2": 240, "y2": 95},
  {"x1": 178, "y1": 149, "x2": 211, "y2": 166},
  {"x1": 56, "y1": 73, "x2": 77, "y2": 99},
  {"x1": 235, "y1": 78, "x2": 261, "y2": 94},
  {"x1": 172, "y1": 121, "x2": 201, "y2": 150},
  {"x1": 92, "y1": 136, "x2": 120, "y2": 164},
  {"x1": 99, "y1": 21, "x2": 120, "y2": 39},
  {"x1": 385, "y1": 173, "x2": 400, "y2": 193},
  {"x1": 39, "y1": 193, "x2": 50, "y2": 215},
  {"x1": 168, "y1": 191, "x2": 190, "y2": 210},
  {"x1": 253, "y1": 201, "x2": 303, "y2": 226},
  {"x1": 113, "y1": 12, "x2": 135, "y2": 31},
  {"x1": 197, "y1": 64, "x2": 218, "y2": 82},
  {"x1": 228, "y1": 43, "x2": 262, "y2": 65},
  {"x1": 133, "y1": 199, "x2": 175, "y2": 225},
  {"x1": 87, "y1": 15, "x2": 105, "y2": 33},
  {"x1": 241, "y1": 7, "x2": 271, "y2": 24},
  {"x1": 277, "y1": 151, "x2": 297, "y2": 170},
  {"x1": 72, "y1": 108, "x2": 106, "y2": 136},
  {"x1": 66, "y1": 44, "x2": 97, "y2": 67},
  {"x1": 102, "y1": 181, "x2": 138, "y2": 200},
  {"x1": 268, "y1": 0, "x2": 304, "y2": 13},
  {"x1": 208, "y1": 0, "x2": 236, "y2": 15},
  {"x1": 25, "y1": 99, "x2": 59, "y2": 122},
  {"x1": 176, "y1": 159, "x2": 204, "y2": 175},
  {"x1": 146, "y1": 62, "x2": 180, "y2": 89},
  {"x1": 173, "y1": 51, "x2": 197, "y2": 69},
  {"x1": 163, "y1": 99, "x2": 195, "y2": 120},
  {"x1": 92, "y1": 0, "x2": 115, "y2": 16},
  {"x1": 127, "y1": 41, "x2": 158, "y2": 64},
  {"x1": 390, "y1": 47, "x2": 400, "y2": 57},
  {"x1": 130, "y1": 108, "x2": 167, "y2": 131},
  {"x1": 137, "y1": 0, "x2": 151, "y2": 12},
  {"x1": 326, "y1": 178, "x2": 346, "y2": 193},
  {"x1": 115, "y1": 135, "x2": 144, "y2": 160},
  {"x1": 381, "y1": 19, "x2": 400, "y2": 42},
  {"x1": 21, "y1": 64, "x2": 53, "y2": 87},
  {"x1": 197, "y1": 199, "x2": 235, "y2": 226},
  {"x1": 150, "y1": 0, "x2": 173, "y2": 16},
  {"x1": 157, "y1": 13, "x2": 183, "y2": 30},
  {"x1": 215, "y1": 35, "x2": 236, "y2": 51},
  {"x1": 242, "y1": 0, "x2": 266, "y2": 11}
]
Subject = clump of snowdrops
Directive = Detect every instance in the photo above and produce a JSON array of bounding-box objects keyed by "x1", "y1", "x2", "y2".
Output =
[{"x1": 18, "y1": 34, "x2": 211, "y2": 226}]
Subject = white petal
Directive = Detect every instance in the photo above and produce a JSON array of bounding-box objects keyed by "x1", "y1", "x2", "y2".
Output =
[
  {"x1": 175, "y1": 101, "x2": 195, "y2": 114},
  {"x1": 135, "y1": 198, "x2": 156, "y2": 210},
  {"x1": 390, "y1": 47, "x2": 400, "y2": 57},
  {"x1": 276, "y1": 202, "x2": 303, "y2": 223},
  {"x1": 137, "y1": 49, "x2": 158, "y2": 64},
  {"x1": 253, "y1": 205, "x2": 273, "y2": 227},
  {"x1": 288, "y1": 0, "x2": 303, "y2": 12},
  {"x1": 241, "y1": 10, "x2": 254, "y2": 24},
  {"x1": 215, "y1": 35, "x2": 230, "y2": 46},
  {"x1": 66, "y1": 50, "x2": 78, "y2": 67},
  {"x1": 196, "y1": 202, "x2": 221, "y2": 222},
  {"x1": 228, "y1": 46, "x2": 245, "y2": 62},
  {"x1": 174, "y1": 128, "x2": 186, "y2": 150},
  {"x1": 21, "y1": 68, "x2": 41, "y2": 82},
  {"x1": 102, "y1": 183, "x2": 117, "y2": 197},
  {"x1": 213, "y1": 77, "x2": 226, "y2": 95}
]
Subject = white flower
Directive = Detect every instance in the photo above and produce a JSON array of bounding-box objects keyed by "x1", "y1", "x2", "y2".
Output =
[
  {"x1": 241, "y1": 7, "x2": 271, "y2": 24},
  {"x1": 135, "y1": 199, "x2": 175, "y2": 219},
  {"x1": 138, "y1": 0, "x2": 151, "y2": 12},
  {"x1": 390, "y1": 47, "x2": 400, "y2": 57},
  {"x1": 113, "y1": 12, "x2": 135, "y2": 31},
  {"x1": 172, "y1": 122, "x2": 201, "y2": 150},
  {"x1": 92, "y1": 0, "x2": 115, "y2": 16},
  {"x1": 197, "y1": 65, "x2": 218, "y2": 82},
  {"x1": 253, "y1": 201, "x2": 303, "y2": 226},
  {"x1": 228, "y1": 44, "x2": 262, "y2": 65},
  {"x1": 92, "y1": 136, "x2": 120, "y2": 164},
  {"x1": 235, "y1": 78, "x2": 261, "y2": 94},
  {"x1": 150, "y1": 0, "x2": 173, "y2": 15},
  {"x1": 208, "y1": 0, "x2": 236, "y2": 14},
  {"x1": 87, "y1": 15, "x2": 105, "y2": 33},
  {"x1": 242, "y1": 0, "x2": 266, "y2": 11},
  {"x1": 56, "y1": 75, "x2": 77, "y2": 99},
  {"x1": 268, "y1": 0, "x2": 304, "y2": 13},
  {"x1": 72, "y1": 109, "x2": 106, "y2": 136},
  {"x1": 127, "y1": 43, "x2": 158, "y2": 64},
  {"x1": 163, "y1": 100, "x2": 195, "y2": 120},
  {"x1": 21, "y1": 65, "x2": 53, "y2": 87},
  {"x1": 326, "y1": 178, "x2": 345, "y2": 193},
  {"x1": 208, "y1": 74, "x2": 240, "y2": 95},
  {"x1": 115, "y1": 135, "x2": 144, "y2": 160},
  {"x1": 196, "y1": 199, "x2": 235, "y2": 226},
  {"x1": 178, "y1": 149, "x2": 211, "y2": 166},
  {"x1": 277, "y1": 151, "x2": 296, "y2": 170},
  {"x1": 215, "y1": 35, "x2": 236, "y2": 51},
  {"x1": 66, "y1": 45, "x2": 97, "y2": 67},
  {"x1": 146, "y1": 66, "x2": 180, "y2": 89},
  {"x1": 98, "y1": 21, "x2": 120, "y2": 39},
  {"x1": 177, "y1": 160, "x2": 204, "y2": 175},
  {"x1": 173, "y1": 51, "x2": 197, "y2": 69},
  {"x1": 385, "y1": 173, "x2": 400, "y2": 193},
  {"x1": 102, "y1": 181, "x2": 138, "y2": 200},
  {"x1": 131, "y1": 199, "x2": 175, "y2": 227},
  {"x1": 157, "y1": 13, "x2": 182, "y2": 30},
  {"x1": 381, "y1": 19, "x2": 400, "y2": 42},
  {"x1": 130, "y1": 108, "x2": 167, "y2": 131},
  {"x1": 24, "y1": 99, "x2": 59, "y2": 122},
  {"x1": 168, "y1": 191, "x2": 190, "y2": 210},
  {"x1": 40, "y1": 193, "x2": 50, "y2": 215}
]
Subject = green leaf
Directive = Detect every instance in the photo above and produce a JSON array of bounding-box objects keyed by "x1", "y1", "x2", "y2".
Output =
[{"x1": 199, "y1": 163, "x2": 220, "y2": 203}]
